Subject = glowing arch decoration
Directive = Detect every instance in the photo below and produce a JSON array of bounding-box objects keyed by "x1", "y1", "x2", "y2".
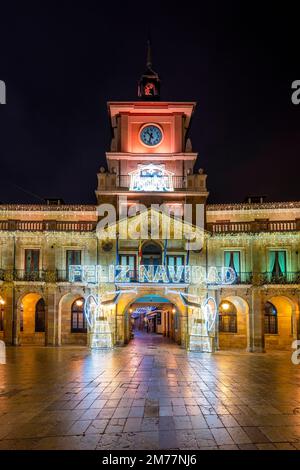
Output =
[
  {"x1": 84, "y1": 293, "x2": 112, "y2": 349},
  {"x1": 203, "y1": 297, "x2": 217, "y2": 333},
  {"x1": 129, "y1": 164, "x2": 174, "y2": 192},
  {"x1": 165, "y1": 288, "x2": 217, "y2": 352},
  {"x1": 83, "y1": 289, "x2": 137, "y2": 349}
]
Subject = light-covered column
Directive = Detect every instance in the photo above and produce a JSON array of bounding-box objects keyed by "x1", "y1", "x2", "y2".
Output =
[
  {"x1": 45, "y1": 288, "x2": 56, "y2": 346},
  {"x1": 3, "y1": 285, "x2": 14, "y2": 345},
  {"x1": 248, "y1": 287, "x2": 265, "y2": 352}
]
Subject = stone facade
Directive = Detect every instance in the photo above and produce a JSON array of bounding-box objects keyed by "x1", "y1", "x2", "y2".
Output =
[{"x1": 0, "y1": 95, "x2": 299, "y2": 353}]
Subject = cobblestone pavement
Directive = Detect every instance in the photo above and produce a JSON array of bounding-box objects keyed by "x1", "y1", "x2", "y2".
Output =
[{"x1": 0, "y1": 332, "x2": 300, "y2": 450}]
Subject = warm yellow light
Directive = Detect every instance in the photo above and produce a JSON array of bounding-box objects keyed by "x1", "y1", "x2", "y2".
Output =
[
  {"x1": 129, "y1": 308, "x2": 133, "y2": 313},
  {"x1": 222, "y1": 302, "x2": 230, "y2": 311},
  {"x1": 172, "y1": 308, "x2": 176, "y2": 314},
  {"x1": 75, "y1": 299, "x2": 84, "y2": 307},
  {"x1": 0, "y1": 299, "x2": 5, "y2": 306}
]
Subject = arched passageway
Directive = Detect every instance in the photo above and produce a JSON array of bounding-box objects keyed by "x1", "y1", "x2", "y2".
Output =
[
  {"x1": 264, "y1": 295, "x2": 298, "y2": 350},
  {"x1": 124, "y1": 293, "x2": 181, "y2": 345},
  {"x1": 19, "y1": 293, "x2": 46, "y2": 345}
]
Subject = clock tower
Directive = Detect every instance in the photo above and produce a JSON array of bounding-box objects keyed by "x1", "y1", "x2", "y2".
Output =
[{"x1": 96, "y1": 45, "x2": 208, "y2": 223}]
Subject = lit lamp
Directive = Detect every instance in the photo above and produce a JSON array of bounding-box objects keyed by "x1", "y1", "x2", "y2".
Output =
[
  {"x1": 221, "y1": 302, "x2": 230, "y2": 311},
  {"x1": 75, "y1": 299, "x2": 84, "y2": 307},
  {"x1": 129, "y1": 308, "x2": 133, "y2": 313},
  {"x1": 172, "y1": 307, "x2": 176, "y2": 314}
]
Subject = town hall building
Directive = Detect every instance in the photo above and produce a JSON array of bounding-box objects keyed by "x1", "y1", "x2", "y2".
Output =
[{"x1": 0, "y1": 44, "x2": 299, "y2": 353}]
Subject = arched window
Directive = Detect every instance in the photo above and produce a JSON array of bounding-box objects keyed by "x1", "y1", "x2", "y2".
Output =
[
  {"x1": 219, "y1": 301, "x2": 237, "y2": 333},
  {"x1": 35, "y1": 298, "x2": 45, "y2": 332},
  {"x1": 71, "y1": 298, "x2": 86, "y2": 333},
  {"x1": 142, "y1": 242, "x2": 162, "y2": 266},
  {"x1": 264, "y1": 302, "x2": 278, "y2": 334}
]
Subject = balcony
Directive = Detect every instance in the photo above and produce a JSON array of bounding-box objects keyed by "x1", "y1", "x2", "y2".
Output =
[
  {"x1": 208, "y1": 220, "x2": 298, "y2": 234},
  {"x1": 116, "y1": 175, "x2": 188, "y2": 191},
  {"x1": 14, "y1": 270, "x2": 46, "y2": 282},
  {"x1": 259, "y1": 272, "x2": 300, "y2": 285},
  {"x1": 0, "y1": 220, "x2": 97, "y2": 232},
  {"x1": 56, "y1": 270, "x2": 82, "y2": 282}
]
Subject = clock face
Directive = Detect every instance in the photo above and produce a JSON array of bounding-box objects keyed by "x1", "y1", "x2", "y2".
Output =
[{"x1": 140, "y1": 124, "x2": 163, "y2": 147}]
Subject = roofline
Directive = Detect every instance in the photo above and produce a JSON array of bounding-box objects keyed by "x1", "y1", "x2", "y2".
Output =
[
  {"x1": 207, "y1": 201, "x2": 300, "y2": 211},
  {"x1": 0, "y1": 204, "x2": 97, "y2": 212}
]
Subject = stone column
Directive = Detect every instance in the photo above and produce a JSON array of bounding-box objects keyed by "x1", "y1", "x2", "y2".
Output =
[
  {"x1": 3, "y1": 285, "x2": 14, "y2": 345},
  {"x1": 180, "y1": 307, "x2": 188, "y2": 349},
  {"x1": 116, "y1": 309, "x2": 125, "y2": 346},
  {"x1": 46, "y1": 287, "x2": 56, "y2": 346},
  {"x1": 248, "y1": 287, "x2": 265, "y2": 352}
]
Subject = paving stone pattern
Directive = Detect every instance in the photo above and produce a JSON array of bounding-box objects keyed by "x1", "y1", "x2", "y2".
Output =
[{"x1": 0, "y1": 332, "x2": 300, "y2": 450}]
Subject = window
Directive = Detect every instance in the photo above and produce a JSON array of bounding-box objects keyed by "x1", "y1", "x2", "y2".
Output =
[
  {"x1": 24, "y1": 249, "x2": 40, "y2": 280},
  {"x1": 167, "y1": 255, "x2": 184, "y2": 282},
  {"x1": 120, "y1": 255, "x2": 136, "y2": 279},
  {"x1": 71, "y1": 298, "x2": 86, "y2": 333},
  {"x1": 66, "y1": 250, "x2": 82, "y2": 281},
  {"x1": 264, "y1": 302, "x2": 278, "y2": 334},
  {"x1": 35, "y1": 298, "x2": 45, "y2": 332},
  {"x1": 224, "y1": 251, "x2": 240, "y2": 275},
  {"x1": 141, "y1": 242, "x2": 162, "y2": 266},
  {"x1": 219, "y1": 301, "x2": 237, "y2": 333},
  {"x1": 269, "y1": 251, "x2": 286, "y2": 278}
]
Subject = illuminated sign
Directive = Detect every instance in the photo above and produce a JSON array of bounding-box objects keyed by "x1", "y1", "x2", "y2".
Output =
[
  {"x1": 69, "y1": 264, "x2": 236, "y2": 285},
  {"x1": 129, "y1": 164, "x2": 174, "y2": 192}
]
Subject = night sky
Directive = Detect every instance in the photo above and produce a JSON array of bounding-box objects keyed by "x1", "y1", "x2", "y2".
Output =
[{"x1": 0, "y1": 2, "x2": 299, "y2": 204}]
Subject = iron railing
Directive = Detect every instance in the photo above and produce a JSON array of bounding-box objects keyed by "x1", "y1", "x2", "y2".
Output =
[
  {"x1": 259, "y1": 272, "x2": 300, "y2": 284},
  {"x1": 13, "y1": 270, "x2": 46, "y2": 282}
]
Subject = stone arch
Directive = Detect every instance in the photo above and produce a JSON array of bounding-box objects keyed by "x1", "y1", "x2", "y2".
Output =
[
  {"x1": 264, "y1": 295, "x2": 298, "y2": 350},
  {"x1": 117, "y1": 288, "x2": 186, "y2": 346},
  {"x1": 218, "y1": 295, "x2": 249, "y2": 350},
  {"x1": 17, "y1": 291, "x2": 46, "y2": 345},
  {"x1": 58, "y1": 291, "x2": 88, "y2": 346}
]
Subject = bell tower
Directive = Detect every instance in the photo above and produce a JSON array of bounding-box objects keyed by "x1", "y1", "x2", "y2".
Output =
[{"x1": 138, "y1": 39, "x2": 160, "y2": 100}]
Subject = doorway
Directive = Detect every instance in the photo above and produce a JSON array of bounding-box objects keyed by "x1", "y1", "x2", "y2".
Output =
[{"x1": 127, "y1": 294, "x2": 180, "y2": 343}]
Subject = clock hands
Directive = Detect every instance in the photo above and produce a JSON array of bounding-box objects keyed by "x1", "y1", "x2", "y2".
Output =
[
  {"x1": 142, "y1": 126, "x2": 161, "y2": 146},
  {"x1": 145, "y1": 129, "x2": 154, "y2": 144}
]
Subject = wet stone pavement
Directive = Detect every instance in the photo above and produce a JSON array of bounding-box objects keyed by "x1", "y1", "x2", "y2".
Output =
[{"x1": 1, "y1": 332, "x2": 300, "y2": 450}]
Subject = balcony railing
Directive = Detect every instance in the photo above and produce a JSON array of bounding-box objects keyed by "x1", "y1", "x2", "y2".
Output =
[
  {"x1": 14, "y1": 270, "x2": 46, "y2": 282},
  {"x1": 56, "y1": 270, "x2": 82, "y2": 282},
  {"x1": 117, "y1": 175, "x2": 187, "y2": 190},
  {"x1": 208, "y1": 220, "x2": 298, "y2": 233},
  {"x1": 259, "y1": 272, "x2": 300, "y2": 284},
  {"x1": 0, "y1": 220, "x2": 97, "y2": 232}
]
